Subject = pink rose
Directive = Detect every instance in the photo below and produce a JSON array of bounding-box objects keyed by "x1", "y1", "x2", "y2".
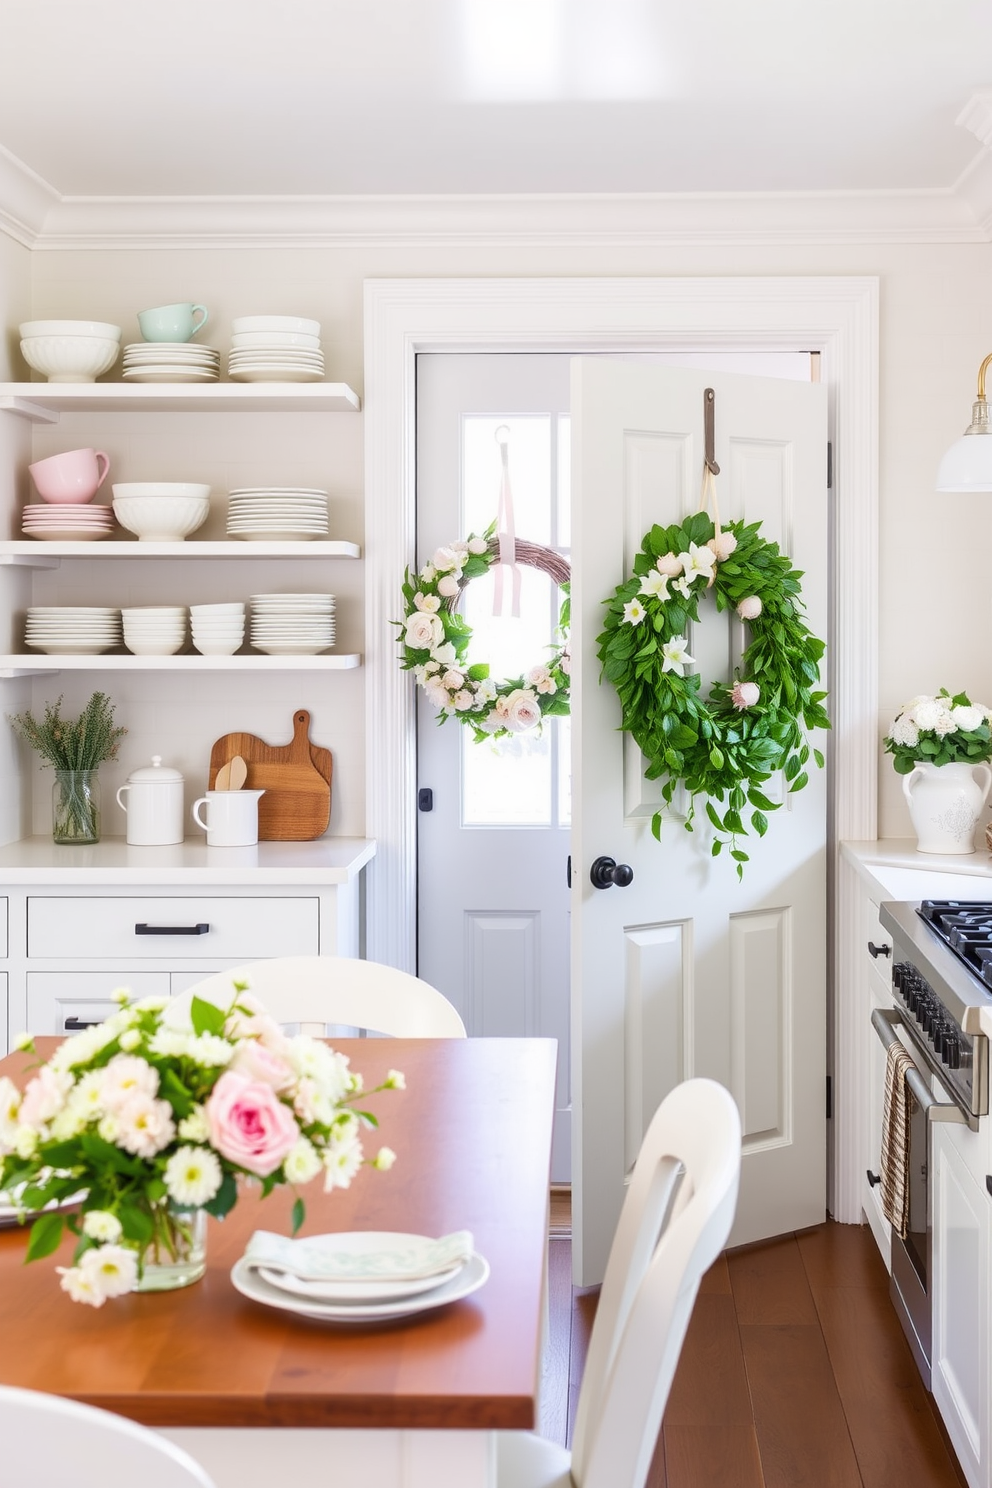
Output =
[
  {"x1": 656, "y1": 553, "x2": 683, "y2": 577},
  {"x1": 737, "y1": 596, "x2": 762, "y2": 620},
  {"x1": 205, "y1": 1070, "x2": 300, "y2": 1176},
  {"x1": 229, "y1": 1040, "x2": 295, "y2": 1092}
]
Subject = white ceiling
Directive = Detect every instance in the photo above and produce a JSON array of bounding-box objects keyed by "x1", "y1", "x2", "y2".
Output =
[{"x1": 0, "y1": 0, "x2": 990, "y2": 199}]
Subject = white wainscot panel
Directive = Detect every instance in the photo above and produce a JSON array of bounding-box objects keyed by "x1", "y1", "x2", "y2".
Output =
[
  {"x1": 464, "y1": 911, "x2": 538, "y2": 1036},
  {"x1": 729, "y1": 907, "x2": 790, "y2": 1149},
  {"x1": 623, "y1": 921, "x2": 687, "y2": 1172}
]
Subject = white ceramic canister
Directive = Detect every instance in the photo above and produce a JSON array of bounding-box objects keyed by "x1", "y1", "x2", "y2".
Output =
[{"x1": 116, "y1": 756, "x2": 185, "y2": 845}]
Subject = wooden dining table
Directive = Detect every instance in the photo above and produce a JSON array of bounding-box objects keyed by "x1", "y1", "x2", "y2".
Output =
[{"x1": 0, "y1": 1035, "x2": 557, "y2": 1488}]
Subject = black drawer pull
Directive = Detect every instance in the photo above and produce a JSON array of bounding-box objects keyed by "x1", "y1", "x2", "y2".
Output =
[
  {"x1": 134, "y1": 922, "x2": 210, "y2": 936},
  {"x1": 64, "y1": 1017, "x2": 101, "y2": 1031},
  {"x1": 868, "y1": 942, "x2": 892, "y2": 959},
  {"x1": 986, "y1": 1176, "x2": 992, "y2": 1199},
  {"x1": 867, "y1": 1169, "x2": 882, "y2": 1188}
]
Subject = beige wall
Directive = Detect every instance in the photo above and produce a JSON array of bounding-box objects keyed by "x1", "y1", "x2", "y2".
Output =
[
  {"x1": 0, "y1": 233, "x2": 33, "y2": 843},
  {"x1": 16, "y1": 233, "x2": 992, "y2": 839}
]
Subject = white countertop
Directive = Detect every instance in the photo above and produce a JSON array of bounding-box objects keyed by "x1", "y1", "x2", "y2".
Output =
[
  {"x1": 842, "y1": 839, "x2": 992, "y2": 1039},
  {"x1": 0, "y1": 835, "x2": 376, "y2": 884}
]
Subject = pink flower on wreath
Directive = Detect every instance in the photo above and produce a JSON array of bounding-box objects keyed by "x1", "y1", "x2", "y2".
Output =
[
  {"x1": 205, "y1": 1070, "x2": 300, "y2": 1177},
  {"x1": 731, "y1": 681, "x2": 761, "y2": 711},
  {"x1": 737, "y1": 596, "x2": 762, "y2": 620}
]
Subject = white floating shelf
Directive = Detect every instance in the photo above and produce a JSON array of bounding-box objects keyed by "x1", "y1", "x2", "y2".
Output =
[
  {"x1": 0, "y1": 540, "x2": 360, "y2": 564},
  {"x1": 0, "y1": 653, "x2": 361, "y2": 678},
  {"x1": 0, "y1": 381, "x2": 361, "y2": 420}
]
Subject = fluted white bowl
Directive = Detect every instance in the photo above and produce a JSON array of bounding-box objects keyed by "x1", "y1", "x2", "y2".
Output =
[
  {"x1": 20, "y1": 320, "x2": 122, "y2": 339},
  {"x1": 112, "y1": 483, "x2": 211, "y2": 501},
  {"x1": 113, "y1": 495, "x2": 209, "y2": 542},
  {"x1": 20, "y1": 335, "x2": 120, "y2": 383}
]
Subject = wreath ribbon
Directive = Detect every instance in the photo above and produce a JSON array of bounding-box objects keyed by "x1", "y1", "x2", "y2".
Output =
[
  {"x1": 493, "y1": 425, "x2": 521, "y2": 619},
  {"x1": 698, "y1": 464, "x2": 722, "y2": 585}
]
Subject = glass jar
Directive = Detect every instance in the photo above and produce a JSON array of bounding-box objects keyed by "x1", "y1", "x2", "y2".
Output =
[
  {"x1": 52, "y1": 769, "x2": 101, "y2": 845},
  {"x1": 135, "y1": 1207, "x2": 207, "y2": 1292}
]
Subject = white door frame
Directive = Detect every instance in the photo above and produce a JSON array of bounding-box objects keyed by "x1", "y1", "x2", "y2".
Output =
[{"x1": 363, "y1": 275, "x2": 879, "y2": 1217}]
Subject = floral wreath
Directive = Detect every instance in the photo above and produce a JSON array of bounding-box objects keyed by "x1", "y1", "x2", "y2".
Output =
[
  {"x1": 398, "y1": 523, "x2": 571, "y2": 742},
  {"x1": 596, "y1": 509, "x2": 829, "y2": 873}
]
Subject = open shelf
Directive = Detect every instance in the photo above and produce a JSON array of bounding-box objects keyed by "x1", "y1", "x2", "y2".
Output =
[
  {"x1": 0, "y1": 653, "x2": 361, "y2": 678},
  {"x1": 0, "y1": 540, "x2": 361, "y2": 564},
  {"x1": 0, "y1": 382, "x2": 361, "y2": 421}
]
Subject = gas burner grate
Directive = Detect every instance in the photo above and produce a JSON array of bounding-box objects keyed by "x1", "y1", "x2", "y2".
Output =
[{"x1": 919, "y1": 900, "x2": 992, "y2": 988}]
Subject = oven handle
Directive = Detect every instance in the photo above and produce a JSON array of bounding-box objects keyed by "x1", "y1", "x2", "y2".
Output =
[{"x1": 871, "y1": 1008, "x2": 967, "y2": 1124}]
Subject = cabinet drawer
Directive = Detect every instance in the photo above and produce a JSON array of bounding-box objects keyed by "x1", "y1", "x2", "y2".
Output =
[
  {"x1": 27, "y1": 897, "x2": 319, "y2": 961},
  {"x1": 26, "y1": 972, "x2": 172, "y2": 1037}
]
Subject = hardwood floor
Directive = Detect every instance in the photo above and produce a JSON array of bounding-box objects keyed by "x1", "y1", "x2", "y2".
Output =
[{"x1": 540, "y1": 1216, "x2": 966, "y2": 1488}]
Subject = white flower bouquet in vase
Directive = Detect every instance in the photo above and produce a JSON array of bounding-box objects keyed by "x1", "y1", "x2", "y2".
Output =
[
  {"x1": 884, "y1": 688, "x2": 992, "y2": 853},
  {"x1": 0, "y1": 984, "x2": 401, "y2": 1305}
]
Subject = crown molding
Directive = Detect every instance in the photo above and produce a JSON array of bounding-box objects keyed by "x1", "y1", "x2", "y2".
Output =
[{"x1": 0, "y1": 150, "x2": 991, "y2": 250}]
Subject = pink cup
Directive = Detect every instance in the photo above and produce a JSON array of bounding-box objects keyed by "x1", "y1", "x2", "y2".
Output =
[{"x1": 28, "y1": 447, "x2": 111, "y2": 504}]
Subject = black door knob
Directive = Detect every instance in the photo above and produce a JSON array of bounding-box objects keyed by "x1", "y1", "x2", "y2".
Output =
[{"x1": 590, "y1": 856, "x2": 634, "y2": 890}]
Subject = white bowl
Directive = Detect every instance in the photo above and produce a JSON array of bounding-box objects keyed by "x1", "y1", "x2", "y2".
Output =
[
  {"x1": 189, "y1": 603, "x2": 245, "y2": 616},
  {"x1": 20, "y1": 335, "x2": 120, "y2": 383},
  {"x1": 112, "y1": 483, "x2": 211, "y2": 501},
  {"x1": 121, "y1": 606, "x2": 187, "y2": 618},
  {"x1": 231, "y1": 315, "x2": 320, "y2": 336},
  {"x1": 230, "y1": 331, "x2": 321, "y2": 350},
  {"x1": 124, "y1": 638, "x2": 186, "y2": 656},
  {"x1": 112, "y1": 495, "x2": 209, "y2": 542},
  {"x1": 19, "y1": 320, "x2": 122, "y2": 340},
  {"x1": 192, "y1": 638, "x2": 244, "y2": 655}
]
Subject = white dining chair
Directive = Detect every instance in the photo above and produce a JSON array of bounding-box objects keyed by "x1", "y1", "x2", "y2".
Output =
[
  {"x1": 0, "y1": 1383, "x2": 216, "y2": 1488},
  {"x1": 497, "y1": 1077, "x2": 742, "y2": 1488},
  {"x1": 182, "y1": 954, "x2": 467, "y2": 1037}
]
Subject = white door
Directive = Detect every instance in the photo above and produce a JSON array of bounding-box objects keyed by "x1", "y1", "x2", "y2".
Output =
[
  {"x1": 571, "y1": 358, "x2": 828, "y2": 1284},
  {"x1": 416, "y1": 355, "x2": 572, "y2": 1180}
]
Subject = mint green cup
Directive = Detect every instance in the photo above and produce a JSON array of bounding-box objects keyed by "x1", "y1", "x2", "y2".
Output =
[{"x1": 137, "y1": 302, "x2": 209, "y2": 343}]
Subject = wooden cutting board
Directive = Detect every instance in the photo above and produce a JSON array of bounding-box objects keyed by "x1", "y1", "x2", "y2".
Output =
[{"x1": 208, "y1": 709, "x2": 331, "y2": 840}]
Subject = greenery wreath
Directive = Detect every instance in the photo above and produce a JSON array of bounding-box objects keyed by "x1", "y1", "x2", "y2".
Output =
[
  {"x1": 597, "y1": 510, "x2": 829, "y2": 874},
  {"x1": 398, "y1": 523, "x2": 571, "y2": 743}
]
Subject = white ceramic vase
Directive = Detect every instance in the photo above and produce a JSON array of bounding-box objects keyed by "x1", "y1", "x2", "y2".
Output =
[{"x1": 902, "y1": 760, "x2": 992, "y2": 854}]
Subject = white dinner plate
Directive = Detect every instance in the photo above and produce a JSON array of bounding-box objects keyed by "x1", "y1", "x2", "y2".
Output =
[
  {"x1": 228, "y1": 368, "x2": 326, "y2": 383},
  {"x1": 230, "y1": 1251, "x2": 489, "y2": 1322},
  {"x1": 230, "y1": 531, "x2": 325, "y2": 542},
  {"x1": 0, "y1": 1187, "x2": 85, "y2": 1228},
  {"x1": 122, "y1": 369, "x2": 220, "y2": 383}
]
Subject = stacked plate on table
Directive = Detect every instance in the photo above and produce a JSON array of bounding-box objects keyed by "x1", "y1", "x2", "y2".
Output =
[
  {"x1": 228, "y1": 316, "x2": 324, "y2": 383},
  {"x1": 249, "y1": 592, "x2": 335, "y2": 654},
  {"x1": 231, "y1": 1228, "x2": 489, "y2": 1323},
  {"x1": 21, "y1": 504, "x2": 115, "y2": 542},
  {"x1": 25, "y1": 606, "x2": 122, "y2": 655},
  {"x1": 122, "y1": 606, "x2": 187, "y2": 656},
  {"x1": 122, "y1": 342, "x2": 221, "y2": 383},
  {"x1": 226, "y1": 487, "x2": 329, "y2": 541}
]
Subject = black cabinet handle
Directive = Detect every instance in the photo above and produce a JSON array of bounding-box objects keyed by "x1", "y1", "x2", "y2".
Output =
[
  {"x1": 134, "y1": 922, "x2": 210, "y2": 936},
  {"x1": 986, "y1": 1176, "x2": 992, "y2": 1199},
  {"x1": 868, "y1": 942, "x2": 892, "y2": 959},
  {"x1": 64, "y1": 1017, "x2": 101, "y2": 1031},
  {"x1": 867, "y1": 1170, "x2": 882, "y2": 1188}
]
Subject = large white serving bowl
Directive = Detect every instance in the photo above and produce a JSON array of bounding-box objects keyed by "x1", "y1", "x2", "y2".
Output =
[
  {"x1": 231, "y1": 315, "x2": 320, "y2": 336},
  {"x1": 112, "y1": 482, "x2": 211, "y2": 501},
  {"x1": 19, "y1": 320, "x2": 122, "y2": 339},
  {"x1": 112, "y1": 495, "x2": 209, "y2": 542},
  {"x1": 20, "y1": 335, "x2": 120, "y2": 383}
]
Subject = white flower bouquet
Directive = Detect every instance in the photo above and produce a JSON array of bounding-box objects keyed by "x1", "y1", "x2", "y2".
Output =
[
  {"x1": 884, "y1": 689, "x2": 992, "y2": 775},
  {"x1": 0, "y1": 984, "x2": 402, "y2": 1306}
]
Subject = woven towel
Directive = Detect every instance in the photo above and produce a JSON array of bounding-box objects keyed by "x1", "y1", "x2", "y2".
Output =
[{"x1": 880, "y1": 1040, "x2": 916, "y2": 1239}]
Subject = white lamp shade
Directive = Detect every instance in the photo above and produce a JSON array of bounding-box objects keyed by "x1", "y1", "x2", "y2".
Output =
[{"x1": 936, "y1": 432, "x2": 992, "y2": 492}]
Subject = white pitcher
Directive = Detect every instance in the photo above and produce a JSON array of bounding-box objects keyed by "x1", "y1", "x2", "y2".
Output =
[
  {"x1": 902, "y1": 760, "x2": 992, "y2": 854},
  {"x1": 191, "y1": 789, "x2": 265, "y2": 847}
]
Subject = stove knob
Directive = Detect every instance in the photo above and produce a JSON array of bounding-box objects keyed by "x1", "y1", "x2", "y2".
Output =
[{"x1": 945, "y1": 1035, "x2": 962, "y2": 1070}]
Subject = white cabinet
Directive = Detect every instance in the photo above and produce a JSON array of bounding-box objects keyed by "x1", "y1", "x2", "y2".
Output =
[{"x1": 932, "y1": 1121, "x2": 992, "y2": 1488}]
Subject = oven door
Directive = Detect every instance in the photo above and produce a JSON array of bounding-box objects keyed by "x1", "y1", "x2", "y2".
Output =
[{"x1": 870, "y1": 1007, "x2": 967, "y2": 1387}]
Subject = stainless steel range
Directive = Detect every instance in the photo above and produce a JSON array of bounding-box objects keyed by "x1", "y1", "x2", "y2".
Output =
[{"x1": 874, "y1": 898, "x2": 992, "y2": 1386}]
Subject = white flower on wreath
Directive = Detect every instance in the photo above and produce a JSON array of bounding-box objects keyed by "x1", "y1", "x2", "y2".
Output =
[
  {"x1": 425, "y1": 682, "x2": 449, "y2": 710},
  {"x1": 468, "y1": 536, "x2": 489, "y2": 555},
  {"x1": 673, "y1": 574, "x2": 696, "y2": 601},
  {"x1": 623, "y1": 598, "x2": 647, "y2": 625},
  {"x1": 432, "y1": 642, "x2": 457, "y2": 665},
  {"x1": 441, "y1": 669, "x2": 464, "y2": 691},
  {"x1": 661, "y1": 636, "x2": 695, "y2": 676},
  {"x1": 503, "y1": 689, "x2": 542, "y2": 732},
  {"x1": 708, "y1": 531, "x2": 738, "y2": 561},
  {"x1": 405, "y1": 611, "x2": 444, "y2": 651},
  {"x1": 678, "y1": 541, "x2": 716, "y2": 583},
  {"x1": 479, "y1": 710, "x2": 504, "y2": 733},
  {"x1": 656, "y1": 553, "x2": 683, "y2": 577},
  {"x1": 526, "y1": 665, "x2": 557, "y2": 695},
  {"x1": 414, "y1": 592, "x2": 441, "y2": 613},
  {"x1": 453, "y1": 689, "x2": 476, "y2": 710},
  {"x1": 420, "y1": 564, "x2": 436, "y2": 583},
  {"x1": 432, "y1": 546, "x2": 462, "y2": 572},
  {"x1": 639, "y1": 570, "x2": 669, "y2": 599},
  {"x1": 437, "y1": 573, "x2": 461, "y2": 598},
  {"x1": 475, "y1": 677, "x2": 498, "y2": 704}
]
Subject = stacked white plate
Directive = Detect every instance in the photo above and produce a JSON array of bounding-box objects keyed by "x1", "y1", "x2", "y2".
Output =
[
  {"x1": 190, "y1": 602, "x2": 246, "y2": 656},
  {"x1": 21, "y1": 504, "x2": 115, "y2": 542},
  {"x1": 228, "y1": 316, "x2": 324, "y2": 383},
  {"x1": 122, "y1": 606, "x2": 187, "y2": 656},
  {"x1": 249, "y1": 592, "x2": 335, "y2": 654},
  {"x1": 25, "y1": 606, "x2": 121, "y2": 655},
  {"x1": 232, "y1": 1228, "x2": 489, "y2": 1324},
  {"x1": 227, "y1": 487, "x2": 329, "y2": 541},
  {"x1": 122, "y1": 342, "x2": 221, "y2": 383}
]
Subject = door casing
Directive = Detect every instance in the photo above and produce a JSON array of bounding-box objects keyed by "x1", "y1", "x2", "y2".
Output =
[{"x1": 363, "y1": 275, "x2": 879, "y2": 1221}]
